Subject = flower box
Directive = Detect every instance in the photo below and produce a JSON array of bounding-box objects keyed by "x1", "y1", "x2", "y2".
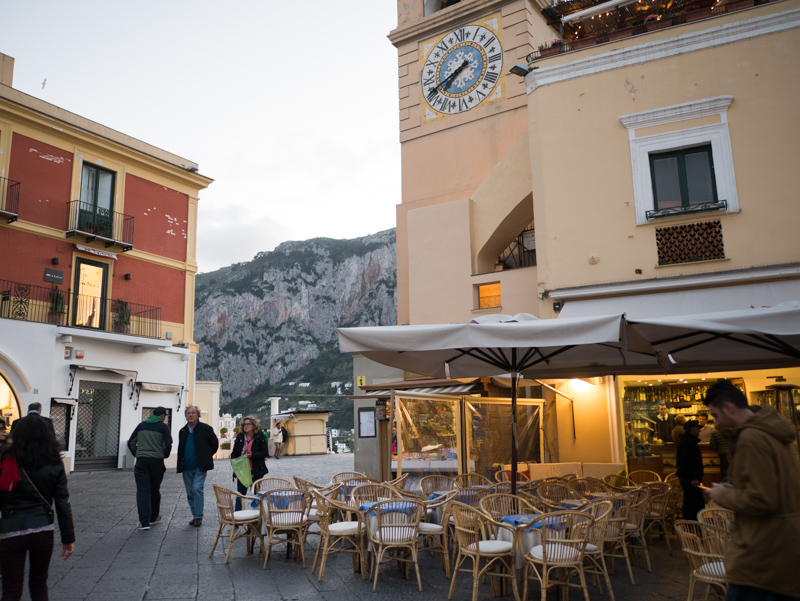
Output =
[
  {"x1": 684, "y1": 9, "x2": 711, "y2": 22},
  {"x1": 572, "y1": 37, "x2": 598, "y2": 50},
  {"x1": 539, "y1": 46, "x2": 562, "y2": 58},
  {"x1": 646, "y1": 17, "x2": 674, "y2": 32},
  {"x1": 725, "y1": 0, "x2": 755, "y2": 11},
  {"x1": 608, "y1": 27, "x2": 635, "y2": 41}
]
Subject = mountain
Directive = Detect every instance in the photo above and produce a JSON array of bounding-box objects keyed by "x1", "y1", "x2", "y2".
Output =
[{"x1": 194, "y1": 229, "x2": 397, "y2": 417}]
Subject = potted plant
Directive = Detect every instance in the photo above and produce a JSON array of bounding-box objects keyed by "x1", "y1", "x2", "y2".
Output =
[
  {"x1": 48, "y1": 288, "x2": 66, "y2": 325},
  {"x1": 112, "y1": 299, "x2": 131, "y2": 334},
  {"x1": 540, "y1": 39, "x2": 563, "y2": 58}
]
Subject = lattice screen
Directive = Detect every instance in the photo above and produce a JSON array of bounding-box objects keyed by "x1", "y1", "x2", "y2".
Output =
[{"x1": 656, "y1": 220, "x2": 725, "y2": 265}]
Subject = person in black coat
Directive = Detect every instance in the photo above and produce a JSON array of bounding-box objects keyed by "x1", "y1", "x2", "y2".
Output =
[
  {"x1": 0, "y1": 415, "x2": 74, "y2": 601},
  {"x1": 176, "y1": 407, "x2": 219, "y2": 527},
  {"x1": 230, "y1": 415, "x2": 268, "y2": 511},
  {"x1": 654, "y1": 403, "x2": 675, "y2": 442},
  {"x1": 676, "y1": 419, "x2": 705, "y2": 520},
  {"x1": 10, "y1": 402, "x2": 56, "y2": 439}
]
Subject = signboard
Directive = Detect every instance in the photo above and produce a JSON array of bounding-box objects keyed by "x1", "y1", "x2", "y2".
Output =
[
  {"x1": 43, "y1": 269, "x2": 64, "y2": 284},
  {"x1": 357, "y1": 375, "x2": 366, "y2": 387},
  {"x1": 358, "y1": 408, "x2": 376, "y2": 438}
]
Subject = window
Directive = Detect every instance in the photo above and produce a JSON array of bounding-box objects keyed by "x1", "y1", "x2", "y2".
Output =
[
  {"x1": 620, "y1": 96, "x2": 738, "y2": 224},
  {"x1": 478, "y1": 283, "x2": 501, "y2": 309},
  {"x1": 424, "y1": 0, "x2": 462, "y2": 15},
  {"x1": 496, "y1": 223, "x2": 536, "y2": 270},
  {"x1": 78, "y1": 163, "x2": 115, "y2": 239},
  {"x1": 650, "y1": 145, "x2": 718, "y2": 212}
]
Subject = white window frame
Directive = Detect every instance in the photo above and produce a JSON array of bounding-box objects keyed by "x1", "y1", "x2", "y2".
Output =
[{"x1": 620, "y1": 96, "x2": 738, "y2": 225}]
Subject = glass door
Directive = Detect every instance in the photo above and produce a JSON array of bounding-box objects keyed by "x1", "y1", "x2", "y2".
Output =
[
  {"x1": 79, "y1": 164, "x2": 115, "y2": 239},
  {"x1": 75, "y1": 381, "x2": 121, "y2": 470},
  {"x1": 72, "y1": 258, "x2": 108, "y2": 330}
]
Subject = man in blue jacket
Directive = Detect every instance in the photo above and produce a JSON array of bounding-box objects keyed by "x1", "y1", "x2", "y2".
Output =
[
  {"x1": 176, "y1": 406, "x2": 218, "y2": 527},
  {"x1": 127, "y1": 407, "x2": 172, "y2": 531}
]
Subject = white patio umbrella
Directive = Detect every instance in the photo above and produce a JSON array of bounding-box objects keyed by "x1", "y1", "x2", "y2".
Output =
[
  {"x1": 338, "y1": 312, "x2": 660, "y2": 491},
  {"x1": 626, "y1": 301, "x2": 800, "y2": 373}
]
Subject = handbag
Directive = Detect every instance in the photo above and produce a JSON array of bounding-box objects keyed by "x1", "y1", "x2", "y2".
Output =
[
  {"x1": 0, "y1": 455, "x2": 21, "y2": 492},
  {"x1": 231, "y1": 455, "x2": 253, "y2": 488}
]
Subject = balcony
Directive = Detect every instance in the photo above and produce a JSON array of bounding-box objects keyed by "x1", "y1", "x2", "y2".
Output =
[
  {"x1": 0, "y1": 279, "x2": 161, "y2": 338},
  {"x1": 0, "y1": 176, "x2": 21, "y2": 223},
  {"x1": 528, "y1": 0, "x2": 771, "y2": 62},
  {"x1": 66, "y1": 200, "x2": 134, "y2": 251}
]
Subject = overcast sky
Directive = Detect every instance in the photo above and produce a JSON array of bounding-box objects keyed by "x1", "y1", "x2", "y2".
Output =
[{"x1": 2, "y1": 1, "x2": 401, "y2": 273}]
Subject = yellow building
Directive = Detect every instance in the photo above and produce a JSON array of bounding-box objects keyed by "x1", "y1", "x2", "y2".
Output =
[{"x1": 351, "y1": 0, "x2": 800, "y2": 481}]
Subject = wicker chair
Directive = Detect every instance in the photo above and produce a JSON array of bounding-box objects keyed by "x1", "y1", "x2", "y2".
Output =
[
  {"x1": 581, "y1": 500, "x2": 616, "y2": 601},
  {"x1": 518, "y1": 510, "x2": 594, "y2": 601},
  {"x1": 697, "y1": 507, "x2": 734, "y2": 532},
  {"x1": 331, "y1": 471, "x2": 371, "y2": 484},
  {"x1": 622, "y1": 487, "x2": 652, "y2": 574},
  {"x1": 674, "y1": 520, "x2": 729, "y2": 600},
  {"x1": 572, "y1": 477, "x2": 610, "y2": 496},
  {"x1": 628, "y1": 469, "x2": 662, "y2": 485},
  {"x1": 448, "y1": 502, "x2": 520, "y2": 601},
  {"x1": 386, "y1": 473, "x2": 410, "y2": 490},
  {"x1": 366, "y1": 499, "x2": 425, "y2": 592},
  {"x1": 493, "y1": 481, "x2": 513, "y2": 494},
  {"x1": 603, "y1": 473, "x2": 637, "y2": 489},
  {"x1": 351, "y1": 482, "x2": 401, "y2": 509},
  {"x1": 602, "y1": 494, "x2": 636, "y2": 584},
  {"x1": 420, "y1": 474, "x2": 457, "y2": 499},
  {"x1": 209, "y1": 484, "x2": 262, "y2": 564},
  {"x1": 253, "y1": 476, "x2": 295, "y2": 495},
  {"x1": 533, "y1": 482, "x2": 583, "y2": 512},
  {"x1": 643, "y1": 482, "x2": 673, "y2": 549},
  {"x1": 260, "y1": 488, "x2": 311, "y2": 568},
  {"x1": 419, "y1": 489, "x2": 458, "y2": 578},
  {"x1": 453, "y1": 472, "x2": 493, "y2": 487},
  {"x1": 311, "y1": 486, "x2": 368, "y2": 582},
  {"x1": 293, "y1": 475, "x2": 325, "y2": 491},
  {"x1": 480, "y1": 493, "x2": 541, "y2": 523}
]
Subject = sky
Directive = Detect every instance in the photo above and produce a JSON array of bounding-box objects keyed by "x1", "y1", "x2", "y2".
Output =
[{"x1": 2, "y1": 0, "x2": 401, "y2": 273}]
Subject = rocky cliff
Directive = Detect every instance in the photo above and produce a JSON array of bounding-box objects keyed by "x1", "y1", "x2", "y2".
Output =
[{"x1": 194, "y1": 229, "x2": 396, "y2": 403}]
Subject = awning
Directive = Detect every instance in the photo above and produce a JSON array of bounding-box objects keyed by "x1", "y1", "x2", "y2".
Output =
[
  {"x1": 69, "y1": 364, "x2": 138, "y2": 396},
  {"x1": 557, "y1": 279, "x2": 800, "y2": 319},
  {"x1": 51, "y1": 397, "x2": 77, "y2": 406},
  {"x1": 134, "y1": 382, "x2": 185, "y2": 411},
  {"x1": 357, "y1": 383, "x2": 481, "y2": 398}
]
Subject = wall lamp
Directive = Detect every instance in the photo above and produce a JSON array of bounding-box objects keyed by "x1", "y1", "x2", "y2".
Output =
[
  {"x1": 51, "y1": 258, "x2": 60, "y2": 265},
  {"x1": 124, "y1": 273, "x2": 132, "y2": 280},
  {"x1": 509, "y1": 62, "x2": 533, "y2": 77}
]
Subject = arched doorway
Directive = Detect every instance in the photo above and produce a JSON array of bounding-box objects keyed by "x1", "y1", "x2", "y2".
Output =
[{"x1": 0, "y1": 372, "x2": 22, "y2": 429}]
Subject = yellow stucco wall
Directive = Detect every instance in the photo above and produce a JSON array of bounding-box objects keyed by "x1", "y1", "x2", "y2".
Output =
[{"x1": 527, "y1": 2, "x2": 800, "y2": 309}]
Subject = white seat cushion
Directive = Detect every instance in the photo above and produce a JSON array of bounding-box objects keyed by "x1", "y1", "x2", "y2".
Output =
[
  {"x1": 529, "y1": 543, "x2": 580, "y2": 562},
  {"x1": 585, "y1": 543, "x2": 599, "y2": 553},
  {"x1": 329, "y1": 521, "x2": 360, "y2": 535},
  {"x1": 467, "y1": 540, "x2": 513, "y2": 554},
  {"x1": 233, "y1": 510, "x2": 260, "y2": 521},
  {"x1": 697, "y1": 560, "x2": 725, "y2": 578},
  {"x1": 418, "y1": 522, "x2": 443, "y2": 534}
]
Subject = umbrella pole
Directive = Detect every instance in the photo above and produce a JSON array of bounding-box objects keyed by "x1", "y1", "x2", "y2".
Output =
[{"x1": 511, "y1": 364, "x2": 518, "y2": 496}]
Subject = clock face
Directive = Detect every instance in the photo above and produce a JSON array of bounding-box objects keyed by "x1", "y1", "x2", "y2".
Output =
[{"x1": 420, "y1": 18, "x2": 504, "y2": 120}]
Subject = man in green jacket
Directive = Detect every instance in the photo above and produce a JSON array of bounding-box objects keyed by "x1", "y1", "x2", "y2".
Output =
[{"x1": 128, "y1": 407, "x2": 173, "y2": 531}]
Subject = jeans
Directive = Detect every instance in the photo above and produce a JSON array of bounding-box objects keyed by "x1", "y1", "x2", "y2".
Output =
[
  {"x1": 182, "y1": 469, "x2": 207, "y2": 520},
  {"x1": 134, "y1": 457, "x2": 166, "y2": 525},
  {"x1": 0, "y1": 529, "x2": 54, "y2": 601},
  {"x1": 727, "y1": 584, "x2": 800, "y2": 601}
]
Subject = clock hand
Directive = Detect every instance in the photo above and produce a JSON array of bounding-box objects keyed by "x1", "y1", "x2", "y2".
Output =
[{"x1": 426, "y1": 60, "x2": 470, "y2": 102}]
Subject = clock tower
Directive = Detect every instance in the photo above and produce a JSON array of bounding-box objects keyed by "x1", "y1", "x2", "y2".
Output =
[{"x1": 390, "y1": 0, "x2": 553, "y2": 325}]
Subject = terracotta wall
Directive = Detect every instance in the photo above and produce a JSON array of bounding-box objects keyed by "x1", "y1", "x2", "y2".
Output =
[
  {"x1": 8, "y1": 133, "x2": 72, "y2": 229},
  {"x1": 114, "y1": 254, "x2": 185, "y2": 323},
  {"x1": 124, "y1": 174, "x2": 188, "y2": 262}
]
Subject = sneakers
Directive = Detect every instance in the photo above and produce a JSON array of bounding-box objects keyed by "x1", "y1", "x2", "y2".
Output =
[
  {"x1": 137, "y1": 523, "x2": 150, "y2": 531},
  {"x1": 150, "y1": 516, "x2": 162, "y2": 524}
]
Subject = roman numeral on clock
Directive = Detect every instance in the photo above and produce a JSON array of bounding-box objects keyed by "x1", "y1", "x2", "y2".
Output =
[
  {"x1": 484, "y1": 71, "x2": 498, "y2": 84},
  {"x1": 488, "y1": 53, "x2": 502, "y2": 63},
  {"x1": 454, "y1": 28, "x2": 466, "y2": 42},
  {"x1": 458, "y1": 98, "x2": 470, "y2": 112}
]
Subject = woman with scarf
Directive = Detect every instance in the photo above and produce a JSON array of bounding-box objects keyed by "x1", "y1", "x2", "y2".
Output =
[
  {"x1": 0, "y1": 415, "x2": 74, "y2": 601},
  {"x1": 230, "y1": 415, "x2": 268, "y2": 511}
]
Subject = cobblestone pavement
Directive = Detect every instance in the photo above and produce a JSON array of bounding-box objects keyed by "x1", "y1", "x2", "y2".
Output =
[{"x1": 27, "y1": 454, "x2": 693, "y2": 600}]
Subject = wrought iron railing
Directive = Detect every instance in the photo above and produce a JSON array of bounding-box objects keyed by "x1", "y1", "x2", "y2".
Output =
[
  {"x1": 646, "y1": 199, "x2": 727, "y2": 220},
  {"x1": 0, "y1": 279, "x2": 161, "y2": 338},
  {"x1": 0, "y1": 176, "x2": 21, "y2": 223},
  {"x1": 66, "y1": 200, "x2": 135, "y2": 250}
]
